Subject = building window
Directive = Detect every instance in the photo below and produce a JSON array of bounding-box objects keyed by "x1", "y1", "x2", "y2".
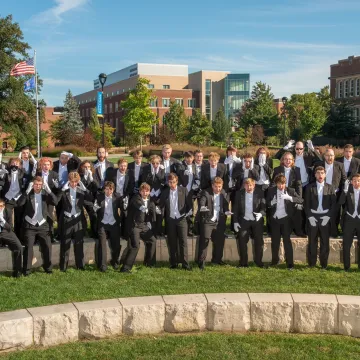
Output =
[
  {"x1": 116, "y1": 90, "x2": 119, "y2": 95},
  {"x1": 205, "y1": 79, "x2": 211, "y2": 120},
  {"x1": 109, "y1": 103, "x2": 113, "y2": 113},
  {"x1": 148, "y1": 84, "x2": 154, "y2": 89},
  {"x1": 350, "y1": 79, "x2": 354, "y2": 97},
  {"x1": 344, "y1": 80, "x2": 349, "y2": 97},
  {"x1": 163, "y1": 85, "x2": 170, "y2": 89},
  {"x1": 356, "y1": 79, "x2": 360, "y2": 97},
  {"x1": 338, "y1": 81, "x2": 343, "y2": 98},
  {"x1": 162, "y1": 98, "x2": 170, "y2": 107},
  {"x1": 175, "y1": 98, "x2": 183, "y2": 106},
  {"x1": 162, "y1": 115, "x2": 167, "y2": 125},
  {"x1": 355, "y1": 107, "x2": 360, "y2": 123},
  {"x1": 188, "y1": 98, "x2": 196, "y2": 108},
  {"x1": 149, "y1": 98, "x2": 158, "y2": 107},
  {"x1": 86, "y1": 108, "x2": 89, "y2": 117},
  {"x1": 104, "y1": 104, "x2": 108, "y2": 114},
  {"x1": 115, "y1": 102, "x2": 119, "y2": 112}
]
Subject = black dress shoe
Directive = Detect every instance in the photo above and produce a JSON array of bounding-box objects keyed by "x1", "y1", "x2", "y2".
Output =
[
  {"x1": 120, "y1": 267, "x2": 131, "y2": 273},
  {"x1": 12, "y1": 271, "x2": 21, "y2": 278},
  {"x1": 182, "y1": 265, "x2": 192, "y2": 271},
  {"x1": 45, "y1": 270, "x2": 53, "y2": 274},
  {"x1": 287, "y1": 266, "x2": 294, "y2": 271},
  {"x1": 169, "y1": 265, "x2": 178, "y2": 269},
  {"x1": 237, "y1": 264, "x2": 249, "y2": 268},
  {"x1": 198, "y1": 262, "x2": 205, "y2": 270},
  {"x1": 99, "y1": 267, "x2": 107, "y2": 272},
  {"x1": 111, "y1": 263, "x2": 119, "y2": 270},
  {"x1": 77, "y1": 267, "x2": 86, "y2": 271},
  {"x1": 23, "y1": 271, "x2": 31, "y2": 276}
]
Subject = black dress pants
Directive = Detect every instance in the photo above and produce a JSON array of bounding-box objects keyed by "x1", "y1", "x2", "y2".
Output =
[
  {"x1": 270, "y1": 216, "x2": 293, "y2": 267},
  {"x1": 0, "y1": 230, "x2": 23, "y2": 273},
  {"x1": 97, "y1": 222, "x2": 121, "y2": 270},
  {"x1": 342, "y1": 214, "x2": 360, "y2": 270},
  {"x1": 166, "y1": 217, "x2": 188, "y2": 266}
]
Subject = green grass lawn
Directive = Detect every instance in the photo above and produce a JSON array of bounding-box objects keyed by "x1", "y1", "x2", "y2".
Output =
[
  {"x1": 0, "y1": 262, "x2": 359, "y2": 313},
  {"x1": 2, "y1": 332, "x2": 360, "y2": 360}
]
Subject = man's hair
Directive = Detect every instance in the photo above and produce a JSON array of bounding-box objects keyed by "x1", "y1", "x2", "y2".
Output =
[
  {"x1": 194, "y1": 149, "x2": 203, "y2": 156},
  {"x1": 20, "y1": 146, "x2": 30, "y2": 151},
  {"x1": 117, "y1": 158, "x2": 128, "y2": 166},
  {"x1": 68, "y1": 171, "x2": 80, "y2": 182},
  {"x1": 244, "y1": 178, "x2": 255, "y2": 185},
  {"x1": 280, "y1": 151, "x2": 294, "y2": 166},
  {"x1": 344, "y1": 144, "x2": 354, "y2": 151},
  {"x1": 38, "y1": 157, "x2": 53, "y2": 170},
  {"x1": 132, "y1": 150, "x2": 143, "y2": 157},
  {"x1": 212, "y1": 177, "x2": 223, "y2": 185},
  {"x1": 78, "y1": 160, "x2": 94, "y2": 175},
  {"x1": 242, "y1": 153, "x2": 252, "y2": 160},
  {"x1": 33, "y1": 176, "x2": 44, "y2": 184},
  {"x1": 162, "y1": 144, "x2": 172, "y2": 151},
  {"x1": 256, "y1": 147, "x2": 270, "y2": 158},
  {"x1": 274, "y1": 174, "x2": 286, "y2": 184},
  {"x1": 208, "y1": 152, "x2": 220, "y2": 160},
  {"x1": 352, "y1": 173, "x2": 360, "y2": 180},
  {"x1": 184, "y1": 151, "x2": 194, "y2": 158},
  {"x1": 139, "y1": 182, "x2": 150, "y2": 191},
  {"x1": 226, "y1": 145, "x2": 237, "y2": 153},
  {"x1": 168, "y1": 173, "x2": 178, "y2": 182},
  {"x1": 0, "y1": 198, "x2": 5, "y2": 206},
  {"x1": 8, "y1": 157, "x2": 21, "y2": 166},
  {"x1": 315, "y1": 166, "x2": 326, "y2": 173},
  {"x1": 150, "y1": 155, "x2": 161, "y2": 163},
  {"x1": 104, "y1": 181, "x2": 115, "y2": 190},
  {"x1": 97, "y1": 147, "x2": 106, "y2": 153}
]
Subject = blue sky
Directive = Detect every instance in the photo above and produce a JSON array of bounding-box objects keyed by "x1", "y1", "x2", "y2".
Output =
[{"x1": 4, "y1": 0, "x2": 360, "y2": 105}]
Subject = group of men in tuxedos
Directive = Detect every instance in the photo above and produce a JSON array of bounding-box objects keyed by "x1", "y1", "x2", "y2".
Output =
[{"x1": 0, "y1": 141, "x2": 360, "y2": 278}]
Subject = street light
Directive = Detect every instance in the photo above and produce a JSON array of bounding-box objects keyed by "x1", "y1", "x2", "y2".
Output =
[
  {"x1": 98, "y1": 73, "x2": 107, "y2": 146},
  {"x1": 282, "y1": 96, "x2": 288, "y2": 146}
]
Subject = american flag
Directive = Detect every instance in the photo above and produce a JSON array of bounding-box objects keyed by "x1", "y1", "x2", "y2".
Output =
[{"x1": 10, "y1": 58, "x2": 35, "y2": 76}]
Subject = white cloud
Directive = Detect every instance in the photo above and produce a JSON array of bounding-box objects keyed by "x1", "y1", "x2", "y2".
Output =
[{"x1": 31, "y1": 0, "x2": 89, "y2": 25}]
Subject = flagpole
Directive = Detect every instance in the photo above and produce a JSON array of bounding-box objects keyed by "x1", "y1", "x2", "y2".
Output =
[{"x1": 34, "y1": 50, "x2": 41, "y2": 157}]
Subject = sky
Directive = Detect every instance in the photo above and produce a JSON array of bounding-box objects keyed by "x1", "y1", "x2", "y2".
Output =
[{"x1": 3, "y1": 0, "x2": 360, "y2": 106}]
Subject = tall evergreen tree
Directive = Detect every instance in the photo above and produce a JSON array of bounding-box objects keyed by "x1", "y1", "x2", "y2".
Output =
[
  {"x1": 163, "y1": 101, "x2": 189, "y2": 142},
  {"x1": 188, "y1": 109, "x2": 213, "y2": 146},
  {"x1": 50, "y1": 90, "x2": 83, "y2": 145},
  {"x1": 212, "y1": 107, "x2": 232, "y2": 143}
]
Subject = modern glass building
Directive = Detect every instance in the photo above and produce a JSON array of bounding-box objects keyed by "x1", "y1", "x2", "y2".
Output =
[{"x1": 224, "y1": 74, "x2": 250, "y2": 122}]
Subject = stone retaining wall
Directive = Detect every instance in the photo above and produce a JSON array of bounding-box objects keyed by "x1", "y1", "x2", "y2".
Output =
[
  {"x1": 0, "y1": 236, "x2": 357, "y2": 272},
  {"x1": 1, "y1": 292, "x2": 360, "y2": 352}
]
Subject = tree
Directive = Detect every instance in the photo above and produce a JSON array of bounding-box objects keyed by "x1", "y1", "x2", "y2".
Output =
[
  {"x1": 50, "y1": 90, "x2": 83, "y2": 145},
  {"x1": 212, "y1": 107, "x2": 232, "y2": 144},
  {"x1": 163, "y1": 101, "x2": 189, "y2": 142},
  {"x1": 0, "y1": 15, "x2": 45, "y2": 150},
  {"x1": 88, "y1": 108, "x2": 115, "y2": 148},
  {"x1": 188, "y1": 109, "x2": 213, "y2": 146},
  {"x1": 251, "y1": 125, "x2": 265, "y2": 145},
  {"x1": 121, "y1": 77, "x2": 158, "y2": 149},
  {"x1": 238, "y1": 82, "x2": 279, "y2": 136},
  {"x1": 323, "y1": 99, "x2": 358, "y2": 142}
]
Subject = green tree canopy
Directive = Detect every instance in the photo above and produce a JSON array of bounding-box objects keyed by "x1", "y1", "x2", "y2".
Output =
[
  {"x1": 188, "y1": 109, "x2": 213, "y2": 146},
  {"x1": 163, "y1": 101, "x2": 189, "y2": 142},
  {"x1": 89, "y1": 108, "x2": 115, "y2": 148},
  {"x1": 212, "y1": 106, "x2": 232, "y2": 144},
  {"x1": 121, "y1": 77, "x2": 158, "y2": 148}
]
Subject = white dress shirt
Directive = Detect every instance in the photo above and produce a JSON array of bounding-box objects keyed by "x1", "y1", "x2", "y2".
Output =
[
  {"x1": 25, "y1": 192, "x2": 46, "y2": 226},
  {"x1": 70, "y1": 188, "x2": 77, "y2": 216},
  {"x1": 352, "y1": 188, "x2": 360, "y2": 217},
  {"x1": 195, "y1": 163, "x2": 202, "y2": 178},
  {"x1": 244, "y1": 168, "x2": 250, "y2": 179},
  {"x1": 134, "y1": 164, "x2": 141, "y2": 183},
  {"x1": 186, "y1": 164, "x2": 193, "y2": 192},
  {"x1": 169, "y1": 187, "x2": 181, "y2": 219},
  {"x1": 211, "y1": 193, "x2": 220, "y2": 222},
  {"x1": 244, "y1": 192, "x2": 255, "y2": 220},
  {"x1": 58, "y1": 163, "x2": 68, "y2": 185},
  {"x1": 344, "y1": 157, "x2": 351, "y2": 174},
  {"x1": 5, "y1": 171, "x2": 21, "y2": 200},
  {"x1": 102, "y1": 196, "x2": 116, "y2": 225},
  {"x1": 284, "y1": 167, "x2": 291, "y2": 187},
  {"x1": 116, "y1": 171, "x2": 126, "y2": 196},
  {"x1": 163, "y1": 159, "x2": 170, "y2": 174},
  {"x1": 316, "y1": 181, "x2": 326, "y2": 213},
  {"x1": 42, "y1": 171, "x2": 49, "y2": 184},
  {"x1": 256, "y1": 166, "x2": 269, "y2": 185},
  {"x1": 274, "y1": 189, "x2": 287, "y2": 219},
  {"x1": 295, "y1": 155, "x2": 308, "y2": 184},
  {"x1": 325, "y1": 163, "x2": 334, "y2": 185},
  {"x1": 22, "y1": 159, "x2": 30, "y2": 173},
  {"x1": 210, "y1": 166, "x2": 217, "y2": 180}
]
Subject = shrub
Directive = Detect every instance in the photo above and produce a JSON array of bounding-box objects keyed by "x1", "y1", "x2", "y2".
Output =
[{"x1": 41, "y1": 146, "x2": 91, "y2": 157}]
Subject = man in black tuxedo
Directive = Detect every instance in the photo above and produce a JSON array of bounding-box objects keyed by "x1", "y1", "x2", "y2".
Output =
[
  {"x1": 233, "y1": 177, "x2": 266, "y2": 268},
  {"x1": 53, "y1": 151, "x2": 82, "y2": 189},
  {"x1": 272, "y1": 151, "x2": 304, "y2": 237},
  {"x1": 338, "y1": 173, "x2": 360, "y2": 270},
  {"x1": 161, "y1": 144, "x2": 181, "y2": 183},
  {"x1": 93, "y1": 147, "x2": 114, "y2": 190},
  {"x1": 18, "y1": 146, "x2": 37, "y2": 187},
  {"x1": 304, "y1": 166, "x2": 336, "y2": 269},
  {"x1": 93, "y1": 181, "x2": 122, "y2": 272},
  {"x1": 17, "y1": 176, "x2": 58, "y2": 276},
  {"x1": 267, "y1": 174, "x2": 303, "y2": 270},
  {"x1": 236, "y1": 154, "x2": 260, "y2": 190},
  {"x1": 158, "y1": 173, "x2": 193, "y2": 270},
  {"x1": 337, "y1": 144, "x2": 360, "y2": 179},
  {"x1": 197, "y1": 177, "x2": 231, "y2": 269},
  {"x1": 0, "y1": 198, "x2": 23, "y2": 277},
  {"x1": 313, "y1": 148, "x2": 346, "y2": 237},
  {"x1": 121, "y1": 182, "x2": 157, "y2": 272},
  {"x1": 57, "y1": 171, "x2": 93, "y2": 271},
  {"x1": 128, "y1": 150, "x2": 147, "y2": 196},
  {"x1": 200, "y1": 152, "x2": 227, "y2": 190}
]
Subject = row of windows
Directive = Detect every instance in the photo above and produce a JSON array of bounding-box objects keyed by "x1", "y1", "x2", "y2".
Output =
[
  {"x1": 147, "y1": 84, "x2": 170, "y2": 89},
  {"x1": 337, "y1": 78, "x2": 360, "y2": 98}
]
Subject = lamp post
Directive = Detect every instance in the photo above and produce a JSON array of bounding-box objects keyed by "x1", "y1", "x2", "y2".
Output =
[
  {"x1": 98, "y1": 73, "x2": 107, "y2": 146},
  {"x1": 282, "y1": 96, "x2": 288, "y2": 146}
]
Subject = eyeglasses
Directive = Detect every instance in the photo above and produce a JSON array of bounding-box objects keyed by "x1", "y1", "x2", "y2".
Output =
[{"x1": 295, "y1": 148, "x2": 304, "y2": 150}]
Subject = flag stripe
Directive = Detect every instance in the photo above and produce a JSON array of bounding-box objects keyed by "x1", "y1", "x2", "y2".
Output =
[{"x1": 10, "y1": 58, "x2": 35, "y2": 76}]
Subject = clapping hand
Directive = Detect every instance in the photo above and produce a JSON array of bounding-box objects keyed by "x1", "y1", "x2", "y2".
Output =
[{"x1": 284, "y1": 140, "x2": 295, "y2": 150}]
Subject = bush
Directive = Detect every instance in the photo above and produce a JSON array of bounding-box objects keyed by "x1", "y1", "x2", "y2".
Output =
[{"x1": 41, "y1": 146, "x2": 92, "y2": 157}]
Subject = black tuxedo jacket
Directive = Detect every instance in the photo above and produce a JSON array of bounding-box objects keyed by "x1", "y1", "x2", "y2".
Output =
[
  {"x1": 57, "y1": 188, "x2": 93, "y2": 216},
  {"x1": 312, "y1": 161, "x2": 346, "y2": 192},
  {"x1": 161, "y1": 156, "x2": 181, "y2": 174},
  {"x1": 200, "y1": 163, "x2": 227, "y2": 190},
  {"x1": 272, "y1": 166, "x2": 302, "y2": 197},
  {"x1": 80, "y1": 173, "x2": 99, "y2": 196},
  {"x1": 232, "y1": 187, "x2": 266, "y2": 223},
  {"x1": 236, "y1": 164, "x2": 260, "y2": 190},
  {"x1": 21, "y1": 160, "x2": 36, "y2": 186},
  {"x1": 158, "y1": 186, "x2": 192, "y2": 220},
  {"x1": 275, "y1": 148, "x2": 322, "y2": 168},
  {"x1": 0, "y1": 208, "x2": 13, "y2": 232},
  {"x1": 128, "y1": 162, "x2": 147, "y2": 191},
  {"x1": 141, "y1": 164, "x2": 166, "y2": 192},
  {"x1": 223, "y1": 162, "x2": 242, "y2": 191},
  {"x1": 127, "y1": 194, "x2": 156, "y2": 227},
  {"x1": 336, "y1": 157, "x2": 360, "y2": 179},
  {"x1": 266, "y1": 186, "x2": 303, "y2": 219},
  {"x1": 92, "y1": 160, "x2": 114, "y2": 189},
  {"x1": 1, "y1": 169, "x2": 25, "y2": 197},
  {"x1": 34, "y1": 170, "x2": 59, "y2": 192},
  {"x1": 105, "y1": 169, "x2": 134, "y2": 198},
  {"x1": 304, "y1": 183, "x2": 336, "y2": 218},
  {"x1": 53, "y1": 155, "x2": 81, "y2": 174},
  {"x1": 338, "y1": 188, "x2": 360, "y2": 226},
  {"x1": 199, "y1": 188, "x2": 229, "y2": 223},
  {"x1": 177, "y1": 161, "x2": 197, "y2": 188},
  {"x1": 94, "y1": 192, "x2": 122, "y2": 226}
]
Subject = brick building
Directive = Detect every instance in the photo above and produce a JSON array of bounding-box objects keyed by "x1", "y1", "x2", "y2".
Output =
[
  {"x1": 74, "y1": 63, "x2": 250, "y2": 140},
  {"x1": 329, "y1": 55, "x2": 360, "y2": 121},
  {"x1": 43, "y1": 107, "x2": 63, "y2": 148}
]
